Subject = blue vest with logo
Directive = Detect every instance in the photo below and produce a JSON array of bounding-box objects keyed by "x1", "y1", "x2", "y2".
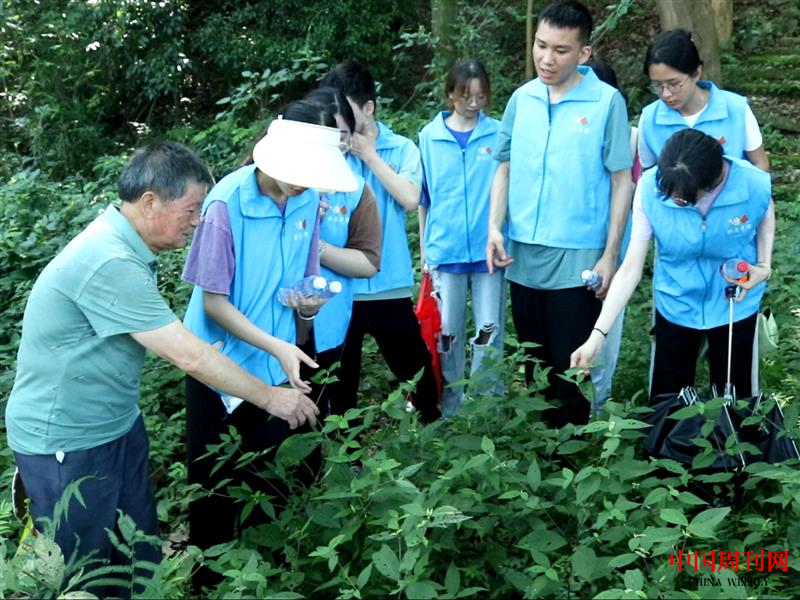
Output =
[
  {"x1": 640, "y1": 81, "x2": 749, "y2": 161},
  {"x1": 183, "y1": 164, "x2": 320, "y2": 385},
  {"x1": 507, "y1": 65, "x2": 620, "y2": 249},
  {"x1": 314, "y1": 175, "x2": 367, "y2": 352},
  {"x1": 640, "y1": 157, "x2": 770, "y2": 329},
  {"x1": 349, "y1": 122, "x2": 417, "y2": 295},
  {"x1": 419, "y1": 111, "x2": 500, "y2": 264}
]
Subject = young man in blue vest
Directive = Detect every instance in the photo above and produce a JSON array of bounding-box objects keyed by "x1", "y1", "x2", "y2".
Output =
[
  {"x1": 320, "y1": 61, "x2": 441, "y2": 422},
  {"x1": 486, "y1": 0, "x2": 633, "y2": 427}
]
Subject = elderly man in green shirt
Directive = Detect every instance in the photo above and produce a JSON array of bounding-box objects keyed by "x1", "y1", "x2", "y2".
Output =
[{"x1": 5, "y1": 142, "x2": 319, "y2": 585}]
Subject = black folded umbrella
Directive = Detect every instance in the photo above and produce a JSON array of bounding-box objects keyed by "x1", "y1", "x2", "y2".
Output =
[
  {"x1": 642, "y1": 284, "x2": 799, "y2": 469},
  {"x1": 642, "y1": 388, "x2": 746, "y2": 470}
]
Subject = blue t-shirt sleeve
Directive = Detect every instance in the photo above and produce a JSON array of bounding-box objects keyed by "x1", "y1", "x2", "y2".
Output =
[
  {"x1": 603, "y1": 92, "x2": 633, "y2": 172},
  {"x1": 77, "y1": 258, "x2": 176, "y2": 337},
  {"x1": 494, "y1": 90, "x2": 519, "y2": 162},
  {"x1": 397, "y1": 140, "x2": 423, "y2": 187}
]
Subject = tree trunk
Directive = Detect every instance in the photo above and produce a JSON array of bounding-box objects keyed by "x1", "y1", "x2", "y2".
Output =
[
  {"x1": 656, "y1": 0, "x2": 723, "y2": 85},
  {"x1": 431, "y1": 0, "x2": 459, "y2": 67},
  {"x1": 711, "y1": 0, "x2": 733, "y2": 48},
  {"x1": 526, "y1": 0, "x2": 535, "y2": 80}
]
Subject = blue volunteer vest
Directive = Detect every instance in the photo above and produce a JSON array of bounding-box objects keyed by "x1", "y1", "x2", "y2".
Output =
[
  {"x1": 183, "y1": 164, "x2": 320, "y2": 385},
  {"x1": 349, "y1": 122, "x2": 417, "y2": 295},
  {"x1": 314, "y1": 175, "x2": 367, "y2": 352},
  {"x1": 640, "y1": 157, "x2": 771, "y2": 329},
  {"x1": 419, "y1": 111, "x2": 500, "y2": 264},
  {"x1": 507, "y1": 65, "x2": 620, "y2": 249},
  {"x1": 640, "y1": 81, "x2": 749, "y2": 161}
]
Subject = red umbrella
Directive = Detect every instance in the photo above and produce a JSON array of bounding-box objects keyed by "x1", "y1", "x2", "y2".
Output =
[{"x1": 415, "y1": 272, "x2": 443, "y2": 399}]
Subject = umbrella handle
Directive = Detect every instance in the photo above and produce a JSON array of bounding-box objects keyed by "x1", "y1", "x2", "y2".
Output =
[{"x1": 724, "y1": 286, "x2": 737, "y2": 403}]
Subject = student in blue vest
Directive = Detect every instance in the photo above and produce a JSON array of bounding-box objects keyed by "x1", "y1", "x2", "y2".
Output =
[
  {"x1": 486, "y1": 0, "x2": 633, "y2": 427},
  {"x1": 302, "y1": 87, "x2": 383, "y2": 416},
  {"x1": 320, "y1": 60, "x2": 441, "y2": 422},
  {"x1": 181, "y1": 101, "x2": 357, "y2": 591},
  {"x1": 418, "y1": 59, "x2": 504, "y2": 417},
  {"x1": 571, "y1": 129, "x2": 775, "y2": 400},
  {"x1": 639, "y1": 29, "x2": 769, "y2": 172}
]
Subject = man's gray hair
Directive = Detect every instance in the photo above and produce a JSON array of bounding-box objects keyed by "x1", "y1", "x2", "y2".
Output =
[{"x1": 117, "y1": 141, "x2": 213, "y2": 203}]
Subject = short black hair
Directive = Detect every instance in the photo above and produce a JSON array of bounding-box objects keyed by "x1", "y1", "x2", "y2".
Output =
[
  {"x1": 117, "y1": 141, "x2": 212, "y2": 203},
  {"x1": 305, "y1": 86, "x2": 356, "y2": 134},
  {"x1": 319, "y1": 60, "x2": 376, "y2": 109},
  {"x1": 656, "y1": 129, "x2": 723, "y2": 205},
  {"x1": 280, "y1": 99, "x2": 337, "y2": 128},
  {"x1": 643, "y1": 29, "x2": 702, "y2": 77},
  {"x1": 538, "y1": 0, "x2": 593, "y2": 46}
]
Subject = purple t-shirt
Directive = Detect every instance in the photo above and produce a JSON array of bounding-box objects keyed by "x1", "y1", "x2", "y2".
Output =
[{"x1": 182, "y1": 200, "x2": 321, "y2": 293}]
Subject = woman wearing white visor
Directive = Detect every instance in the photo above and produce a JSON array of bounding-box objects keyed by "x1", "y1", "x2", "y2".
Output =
[{"x1": 181, "y1": 101, "x2": 357, "y2": 592}]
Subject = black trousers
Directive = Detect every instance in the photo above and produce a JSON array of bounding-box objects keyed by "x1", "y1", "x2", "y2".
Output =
[
  {"x1": 509, "y1": 282, "x2": 601, "y2": 427},
  {"x1": 337, "y1": 298, "x2": 441, "y2": 422},
  {"x1": 650, "y1": 310, "x2": 758, "y2": 400},
  {"x1": 185, "y1": 376, "x2": 320, "y2": 592}
]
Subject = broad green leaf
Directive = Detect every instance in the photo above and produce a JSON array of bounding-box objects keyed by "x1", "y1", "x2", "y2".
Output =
[
  {"x1": 616, "y1": 418, "x2": 652, "y2": 430},
  {"x1": 480, "y1": 436, "x2": 495, "y2": 454},
  {"x1": 643, "y1": 487, "x2": 668, "y2": 506},
  {"x1": 659, "y1": 508, "x2": 688, "y2": 526},
  {"x1": 669, "y1": 404, "x2": 701, "y2": 420},
  {"x1": 356, "y1": 564, "x2": 372, "y2": 588},
  {"x1": 406, "y1": 580, "x2": 438, "y2": 599},
  {"x1": 400, "y1": 547, "x2": 420, "y2": 574},
  {"x1": 464, "y1": 454, "x2": 490, "y2": 470},
  {"x1": 399, "y1": 462, "x2": 426, "y2": 478},
  {"x1": 581, "y1": 421, "x2": 609, "y2": 434},
  {"x1": 517, "y1": 529, "x2": 568, "y2": 553},
  {"x1": 687, "y1": 507, "x2": 731, "y2": 538},
  {"x1": 677, "y1": 491, "x2": 708, "y2": 506},
  {"x1": 576, "y1": 474, "x2": 602, "y2": 503},
  {"x1": 623, "y1": 569, "x2": 643, "y2": 591},
  {"x1": 608, "y1": 553, "x2": 638, "y2": 569},
  {"x1": 527, "y1": 458, "x2": 542, "y2": 491},
  {"x1": 275, "y1": 433, "x2": 320, "y2": 470},
  {"x1": 372, "y1": 544, "x2": 400, "y2": 581},
  {"x1": 571, "y1": 545, "x2": 597, "y2": 581},
  {"x1": 558, "y1": 440, "x2": 589, "y2": 454},
  {"x1": 445, "y1": 562, "x2": 460, "y2": 597}
]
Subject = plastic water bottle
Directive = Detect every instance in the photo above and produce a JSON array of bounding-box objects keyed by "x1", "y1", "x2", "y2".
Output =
[
  {"x1": 720, "y1": 258, "x2": 750, "y2": 283},
  {"x1": 277, "y1": 275, "x2": 342, "y2": 306},
  {"x1": 581, "y1": 269, "x2": 603, "y2": 292}
]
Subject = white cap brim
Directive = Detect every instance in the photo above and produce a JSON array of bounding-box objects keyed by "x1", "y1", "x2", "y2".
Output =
[{"x1": 252, "y1": 118, "x2": 358, "y2": 193}]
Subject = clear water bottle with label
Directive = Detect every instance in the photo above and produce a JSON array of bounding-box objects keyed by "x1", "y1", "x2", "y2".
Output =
[
  {"x1": 581, "y1": 269, "x2": 603, "y2": 292},
  {"x1": 277, "y1": 275, "x2": 342, "y2": 306},
  {"x1": 720, "y1": 258, "x2": 750, "y2": 283}
]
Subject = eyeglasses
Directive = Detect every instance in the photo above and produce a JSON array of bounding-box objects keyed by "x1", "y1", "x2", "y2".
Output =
[{"x1": 649, "y1": 75, "x2": 691, "y2": 96}]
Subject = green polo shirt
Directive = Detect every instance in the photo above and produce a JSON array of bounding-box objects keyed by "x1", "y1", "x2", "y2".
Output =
[{"x1": 6, "y1": 205, "x2": 176, "y2": 455}]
